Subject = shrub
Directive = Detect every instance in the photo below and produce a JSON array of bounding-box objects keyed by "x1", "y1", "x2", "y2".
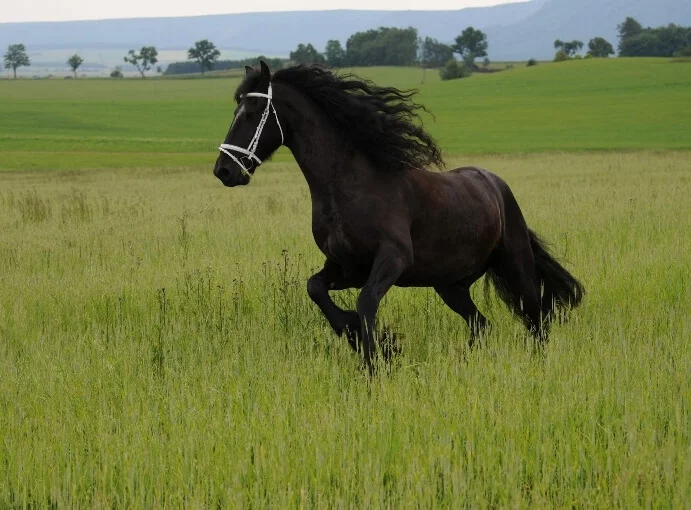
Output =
[
  {"x1": 440, "y1": 59, "x2": 471, "y2": 81},
  {"x1": 527, "y1": 58, "x2": 538, "y2": 66},
  {"x1": 554, "y1": 50, "x2": 569, "y2": 62},
  {"x1": 110, "y1": 66, "x2": 124, "y2": 78}
]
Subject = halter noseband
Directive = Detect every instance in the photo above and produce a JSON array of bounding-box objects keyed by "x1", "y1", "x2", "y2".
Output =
[{"x1": 218, "y1": 83, "x2": 284, "y2": 178}]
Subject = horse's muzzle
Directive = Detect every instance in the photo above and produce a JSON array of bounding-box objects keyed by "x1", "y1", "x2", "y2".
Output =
[{"x1": 213, "y1": 158, "x2": 251, "y2": 187}]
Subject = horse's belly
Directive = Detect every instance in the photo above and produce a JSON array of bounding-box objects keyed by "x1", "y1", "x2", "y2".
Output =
[{"x1": 398, "y1": 221, "x2": 501, "y2": 286}]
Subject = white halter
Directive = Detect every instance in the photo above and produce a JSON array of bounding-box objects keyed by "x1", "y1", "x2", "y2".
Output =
[{"x1": 218, "y1": 83, "x2": 284, "y2": 178}]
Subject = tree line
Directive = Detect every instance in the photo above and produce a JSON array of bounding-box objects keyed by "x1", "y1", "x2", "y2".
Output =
[
  {"x1": 287, "y1": 26, "x2": 489, "y2": 72},
  {"x1": 617, "y1": 17, "x2": 691, "y2": 57},
  {"x1": 550, "y1": 17, "x2": 690, "y2": 62},
  {"x1": 3, "y1": 16, "x2": 690, "y2": 80},
  {"x1": 164, "y1": 55, "x2": 283, "y2": 76},
  {"x1": 160, "y1": 26, "x2": 490, "y2": 81}
]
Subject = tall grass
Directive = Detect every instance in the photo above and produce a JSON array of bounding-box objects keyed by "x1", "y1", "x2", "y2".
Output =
[{"x1": 1, "y1": 152, "x2": 689, "y2": 507}]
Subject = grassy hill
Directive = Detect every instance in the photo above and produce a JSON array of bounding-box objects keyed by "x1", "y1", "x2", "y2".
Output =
[
  {"x1": 1, "y1": 58, "x2": 689, "y2": 170},
  {"x1": 420, "y1": 57, "x2": 691, "y2": 154}
]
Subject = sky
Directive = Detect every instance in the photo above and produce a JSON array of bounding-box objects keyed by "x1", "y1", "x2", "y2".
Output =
[{"x1": 1, "y1": 0, "x2": 522, "y2": 23}]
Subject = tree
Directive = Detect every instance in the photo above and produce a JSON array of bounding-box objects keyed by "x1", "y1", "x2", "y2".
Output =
[
  {"x1": 346, "y1": 27, "x2": 419, "y2": 67},
  {"x1": 564, "y1": 40, "x2": 584, "y2": 57},
  {"x1": 420, "y1": 37, "x2": 454, "y2": 68},
  {"x1": 124, "y1": 46, "x2": 158, "y2": 79},
  {"x1": 554, "y1": 39, "x2": 583, "y2": 58},
  {"x1": 66, "y1": 54, "x2": 84, "y2": 78},
  {"x1": 3, "y1": 43, "x2": 30, "y2": 79},
  {"x1": 587, "y1": 37, "x2": 614, "y2": 58},
  {"x1": 452, "y1": 27, "x2": 488, "y2": 68},
  {"x1": 289, "y1": 43, "x2": 325, "y2": 65},
  {"x1": 418, "y1": 36, "x2": 453, "y2": 83},
  {"x1": 187, "y1": 39, "x2": 220, "y2": 75},
  {"x1": 324, "y1": 40, "x2": 347, "y2": 67},
  {"x1": 617, "y1": 16, "x2": 643, "y2": 54}
]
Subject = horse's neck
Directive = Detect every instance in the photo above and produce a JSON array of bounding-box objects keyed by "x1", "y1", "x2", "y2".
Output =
[{"x1": 279, "y1": 84, "x2": 365, "y2": 195}]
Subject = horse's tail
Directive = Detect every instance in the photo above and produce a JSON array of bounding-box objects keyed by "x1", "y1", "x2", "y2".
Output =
[
  {"x1": 484, "y1": 175, "x2": 584, "y2": 331},
  {"x1": 528, "y1": 229, "x2": 584, "y2": 317}
]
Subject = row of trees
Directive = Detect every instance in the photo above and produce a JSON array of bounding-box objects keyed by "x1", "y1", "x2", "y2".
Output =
[
  {"x1": 3, "y1": 44, "x2": 98, "y2": 79},
  {"x1": 553, "y1": 37, "x2": 615, "y2": 61},
  {"x1": 552, "y1": 18, "x2": 691, "y2": 62},
  {"x1": 288, "y1": 26, "x2": 488, "y2": 70},
  {"x1": 164, "y1": 55, "x2": 283, "y2": 75},
  {"x1": 5, "y1": 16, "x2": 689, "y2": 79},
  {"x1": 617, "y1": 17, "x2": 691, "y2": 57},
  {"x1": 2, "y1": 40, "x2": 220, "y2": 79}
]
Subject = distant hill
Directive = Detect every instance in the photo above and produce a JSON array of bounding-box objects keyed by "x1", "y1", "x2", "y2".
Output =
[
  {"x1": 485, "y1": 0, "x2": 691, "y2": 60},
  {"x1": 1, "y1": 0, "x2": 689, "y2": 74},
  {"x1": 0, "y1": 3, "x2": 540, "y2": 56}
]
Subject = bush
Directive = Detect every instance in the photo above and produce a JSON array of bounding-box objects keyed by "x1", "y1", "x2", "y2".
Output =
[
  {"x1": 110, "y1": 66, "x2": 124, "y2": 79},
  {"x1": 584, "y1": 53, "x2": 594, "y2": 59},
  {"x1": 527, "y1": 58, "x2": 538, "y2": 66},
  {"x1": 439, "y1": 59, "x2": 471, "y2": 81},
  {"x1": 554, "y1": 50, "x2": 569, "y2": 62}
]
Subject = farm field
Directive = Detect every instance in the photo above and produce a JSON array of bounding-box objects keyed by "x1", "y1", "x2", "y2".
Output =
[
  {"x1": 0, "y1": 58, "x2": 690, "y2": 507},
  {"x1": 1, "y1": 58, "x2": 690, "y2": 171}
]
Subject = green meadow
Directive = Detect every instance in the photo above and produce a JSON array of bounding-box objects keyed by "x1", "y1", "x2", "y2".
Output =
[
  {"x1": 1, "y1": 58, "x2": 690, "y2": 170},
  {"x1": 0, "y1": 58, "x2": 689, "y2": 507}
]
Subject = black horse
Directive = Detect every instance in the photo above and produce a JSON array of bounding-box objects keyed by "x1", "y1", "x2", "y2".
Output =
[{"x1": 213, "y1": 61, "x2": 584, "y2": 370}]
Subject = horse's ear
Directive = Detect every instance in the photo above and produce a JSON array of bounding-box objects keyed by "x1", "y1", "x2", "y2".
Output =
[
  {"x1": 259, "y1": 60, "x2": 271, "y2": 80},
  {"x1": 244, "y1": 65, "x2": 254, "y2": 75}
]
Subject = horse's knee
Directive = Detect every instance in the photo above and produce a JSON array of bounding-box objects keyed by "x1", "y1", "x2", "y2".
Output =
[{"x1": 306, "y1": 274, "x2": 326, "y2": 302}]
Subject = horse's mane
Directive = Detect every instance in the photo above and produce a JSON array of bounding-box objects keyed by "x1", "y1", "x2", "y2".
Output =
[{"x1": 241, "y1": 64, "x2": 445, "y2": 172}]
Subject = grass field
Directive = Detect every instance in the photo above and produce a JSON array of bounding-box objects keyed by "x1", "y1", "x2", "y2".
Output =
[
  {"x1": 1, "y1": 58, "x2": 690, "y2": 507},
  {"x1": 1, "y1": 58, "x2": 690, "y2": 171}
]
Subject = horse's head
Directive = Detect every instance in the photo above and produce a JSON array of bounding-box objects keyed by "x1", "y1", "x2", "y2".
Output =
[{"x1": 213, "y1": 60, "x2": 284, "y2": 187}]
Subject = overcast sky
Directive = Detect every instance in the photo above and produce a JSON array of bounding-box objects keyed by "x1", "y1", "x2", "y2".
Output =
[{"x1": 2, "y1": 0, "x2": 522, "y2": 23}]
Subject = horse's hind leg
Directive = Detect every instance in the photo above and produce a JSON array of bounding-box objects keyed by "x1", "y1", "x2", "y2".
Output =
[
  {"x1": 307, "y1": 260, "x2": 361, "y2": 352},
  {"x1": 435, "y1": 281, "x2": 489, "y2": 347},
  {"x1": 489, "y1": 247, "x2": 546, "y2": 342}
]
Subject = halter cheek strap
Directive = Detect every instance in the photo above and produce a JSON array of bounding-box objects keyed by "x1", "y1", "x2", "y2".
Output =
[{"x1": 218, "y1": 83, "x2": 284, "y2": 178}]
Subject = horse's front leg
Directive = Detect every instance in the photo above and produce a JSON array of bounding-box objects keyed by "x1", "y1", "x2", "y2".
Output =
[
  {"x1": 307, "y1": 260, "x2": 361, "y2": 352},
  {"x1": 356, "y1": 242, "x2": 411, "y2": 372}
]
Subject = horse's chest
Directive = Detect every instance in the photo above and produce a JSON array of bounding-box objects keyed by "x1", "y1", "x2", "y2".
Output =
[{"x1": 314, "y1": 219, "x2": 353, "y2": 259}]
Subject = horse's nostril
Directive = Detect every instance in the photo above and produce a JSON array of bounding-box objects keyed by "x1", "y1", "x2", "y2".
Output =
[{"x1": 214, "y1": 165, "x2": 228, "y2": 178}]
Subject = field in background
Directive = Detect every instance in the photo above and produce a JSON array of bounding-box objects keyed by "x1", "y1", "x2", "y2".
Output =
[
  {"x1": 1, "y1": 58, "x2": 690, "y2": 171},
  {"x1": 1, "y1": 57, "x2": 689, "y2": 506}
]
